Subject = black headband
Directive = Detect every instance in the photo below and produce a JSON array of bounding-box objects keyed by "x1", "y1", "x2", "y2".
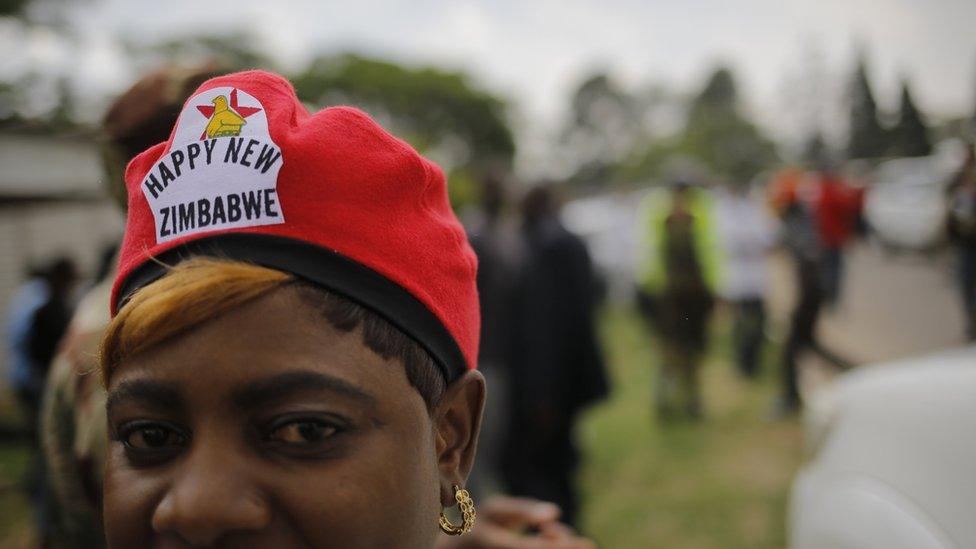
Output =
[{"x1": 114, "y1": 232, "x2": 467, "y2": 383}]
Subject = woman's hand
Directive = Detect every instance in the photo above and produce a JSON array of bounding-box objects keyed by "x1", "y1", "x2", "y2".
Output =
[{"x1": 436, "y1": 495, "x2": 596, "y2": 549}]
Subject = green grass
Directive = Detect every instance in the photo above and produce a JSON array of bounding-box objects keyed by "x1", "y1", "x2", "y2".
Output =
[
  {"x1": 578, "y1": 306, "x2": 802, "y2": 548},
  {"x1": 0, "y1": 388, "x2": 34, "y2": 547},
  {"x1": 0, "y1": 307, "x2": 802, "y2": 548},
  {"x1": 0, "y1": 446, "x2": 32, "y2": 543},
  {"x1": 0, "y1": 430, "x2": 32, "y2": 548}
]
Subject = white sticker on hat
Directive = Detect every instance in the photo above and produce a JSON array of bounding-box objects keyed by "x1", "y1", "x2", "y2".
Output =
[{"x1": 140, "y1": 87, "x2": 285, "y2": 243}]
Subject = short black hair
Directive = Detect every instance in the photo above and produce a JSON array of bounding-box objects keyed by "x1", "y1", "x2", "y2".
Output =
[{"x1": 291, "y1": 281, "x2": 446, "y2": 410}]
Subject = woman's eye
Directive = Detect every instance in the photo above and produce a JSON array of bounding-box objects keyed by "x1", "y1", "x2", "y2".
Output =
[
  {"x1": 120, "y1": 423, "x2": 186, "y2": 451},
  {"x1": 267, "y1": 420, "x2": 338, "y2": 445}
]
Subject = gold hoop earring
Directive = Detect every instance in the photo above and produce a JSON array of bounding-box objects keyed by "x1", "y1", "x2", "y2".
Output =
[{"x1": 438, "y1": 485, "x2": 476, "y2": 536}]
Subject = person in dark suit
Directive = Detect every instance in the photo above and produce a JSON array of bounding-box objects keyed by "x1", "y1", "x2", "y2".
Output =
[{"x1": 502, "y1": 185, "x2": 609, "y2": 528}]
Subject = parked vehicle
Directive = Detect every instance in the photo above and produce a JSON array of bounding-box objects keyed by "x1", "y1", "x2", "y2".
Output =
[
  {"x1": 863, "y1": 140, "x2": 967, "y2": 251},
  {"x1": 790, "y1": 346, "x2": 976, "y2": 549}
]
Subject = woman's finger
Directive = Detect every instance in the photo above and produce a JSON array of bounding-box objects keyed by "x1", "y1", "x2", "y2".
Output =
[{"x1": 480, "y1": 496, "x2": 562, "y2": 529}]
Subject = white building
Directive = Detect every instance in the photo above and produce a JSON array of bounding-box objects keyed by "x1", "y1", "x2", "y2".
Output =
[{"x1": 0, "y1": 129, "x2": 125, "y2": 382}]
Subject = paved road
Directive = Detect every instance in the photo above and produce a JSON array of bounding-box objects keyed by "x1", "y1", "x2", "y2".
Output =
[{"x1": 767, "y1": 239, "x2": 968, "y2": 366}]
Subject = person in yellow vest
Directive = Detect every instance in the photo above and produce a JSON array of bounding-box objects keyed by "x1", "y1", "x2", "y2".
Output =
[{"x1": 636, "y1": 181, "x2": 719, "y2": 420}]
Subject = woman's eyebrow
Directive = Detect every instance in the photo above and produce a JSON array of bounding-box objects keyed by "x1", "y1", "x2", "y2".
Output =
[
  {"x1": 231, "y1": 370, "x2": 376, "y2": 409},
  {"x1": 106, "y1": 379, "x2": 184, "y2": 414}
]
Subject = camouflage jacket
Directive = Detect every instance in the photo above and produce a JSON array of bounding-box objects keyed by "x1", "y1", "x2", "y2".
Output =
[{"x1": 40, "y1": 279, "x2": 109, "y2": 548}]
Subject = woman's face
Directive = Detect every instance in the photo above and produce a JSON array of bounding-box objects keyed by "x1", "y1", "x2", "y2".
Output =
[{"x1": 103, "y1": 288, "x2": 484, "y2": 548}]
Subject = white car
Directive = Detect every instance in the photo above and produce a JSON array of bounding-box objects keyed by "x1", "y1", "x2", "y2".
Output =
[
  {"x1": 863, "y1": 140, "x2": 968, "y2": 251},
  {"x1": 790, "y1": 346, "x2": 976, "y2": 549}
]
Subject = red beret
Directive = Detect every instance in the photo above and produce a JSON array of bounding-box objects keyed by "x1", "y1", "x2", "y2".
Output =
[{"x1": 112, "y1": 70, "x2": 479, "y2": 381}]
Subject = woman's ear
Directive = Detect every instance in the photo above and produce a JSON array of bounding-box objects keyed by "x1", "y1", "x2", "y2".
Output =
[{"x1": 434, "y1": 370, "x2": 486, "y2": 506}]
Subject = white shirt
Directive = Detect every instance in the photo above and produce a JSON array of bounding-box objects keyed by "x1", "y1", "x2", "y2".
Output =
[{"x1": 715, "y1": 187, "x2": 776, "y2": 300}]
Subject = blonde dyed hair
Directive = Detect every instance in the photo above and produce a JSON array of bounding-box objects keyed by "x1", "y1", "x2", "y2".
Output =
[
  {"x1": 100, "y1": 258, "x2": 445, "y2": 406},
  {"x1": 101, "y1": 258, "x2": 290, "y2": 385}
]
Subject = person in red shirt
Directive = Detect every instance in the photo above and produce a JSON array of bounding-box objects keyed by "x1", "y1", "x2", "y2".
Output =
[{"x1": 811, "y1": 166, "x2": 863, "y2": 307}]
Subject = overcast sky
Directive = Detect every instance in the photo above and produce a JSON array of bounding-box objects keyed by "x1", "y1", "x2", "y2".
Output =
[{"x1": 4, "y1": 0, "x2": 976, "y2": 171}]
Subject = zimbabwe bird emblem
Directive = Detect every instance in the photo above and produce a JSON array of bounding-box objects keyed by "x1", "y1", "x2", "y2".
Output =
[{"x1": 195, "y1": 88, "x2": 262, "y2": 139}]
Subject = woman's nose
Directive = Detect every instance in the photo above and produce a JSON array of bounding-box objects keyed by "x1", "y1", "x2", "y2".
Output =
[{"x1": 150, "y1": 444, "x2": 272, "y2": 546}]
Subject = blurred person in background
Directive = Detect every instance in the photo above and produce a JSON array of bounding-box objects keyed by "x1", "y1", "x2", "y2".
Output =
[
  {"x1": 8, "y1": 258, "x2": 77, "y2": 423},
  {"x1": 502, "y1": 185, "x2": 608, "y2": 528},
  {"x1": 28, "y1": 258, "x2": 78, "y2": 417},
  {"x1": 947, "y1": 142, "x2": 976, "y2": 340},
  {"x1": 6, "y1": 264, "x2": 51, "y2": 546},
  {"x1": 465, "y1": 174, "x2": 523, "y2": 498},
  {"x1": 6, "y1": 265, "x2": 49, "y2": 423},
  {"x1": 40, "y1": 64, "x2": 219, "y2": 549},
  {"x1": 810, "y1": 163, "x2": 863, "y2": 308},
  {"x1": 768, "y1": 166, "x2": 804, "y2": 216},
  {"x1": 637, "y1": 181, "x2": 718, "y2": 420},
  {"x1": 714, "y1": 179, "x2": 776, "y2": 379},
  {"x1": 20, "y1": 256, "x2": 78, "y2": 547},
  {"x1": 774, "y1": 177, "x2": 852, "y2": 416},
  {"x1": 776, "y1": 196, "x2": 820, "y2": 415},
  {"x1": 80, "y1": 242, "x2": 121, "y2": 296}
]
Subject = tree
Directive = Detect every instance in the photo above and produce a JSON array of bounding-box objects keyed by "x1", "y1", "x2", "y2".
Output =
[
  {"x1": 293, "y1": 54, "x2": 514, "y2": 173},
  {"x1": 134, "y1": 32, "x2": 276, "y2": 73},
  {"x1": 688, "y1": 67, "x2": 737, "y2": 118},
  {"x1": 0, "y1": 0, "x2": 83, "y2": 125},
  {"x1": 0, "y1": 0, "x2": 31, "y2": 15},
  {"x1": 561, "y1": 73, "x2": 643, "y2": 186},
  {"x1": 616, "y1": 66, "x2": 778, "y2": 185},
  {"x1": 677, "y1": 66, "x2": 779, "y2": 183},
  {"x1": 292, "y1": 54, "x2": 514, "y2": 208},
  {"x1": 802, "y1": 131, "x2": 830, "y2": 165},
  {"x1": 846, "y1": 57, "x2": 888, "y2": 159},
  {"x1": 1, "y1": 0, "x2": 78, "y2": 26},
  {"x1": 889, "y1": 80, "x2": 932, "y2": 157}
]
